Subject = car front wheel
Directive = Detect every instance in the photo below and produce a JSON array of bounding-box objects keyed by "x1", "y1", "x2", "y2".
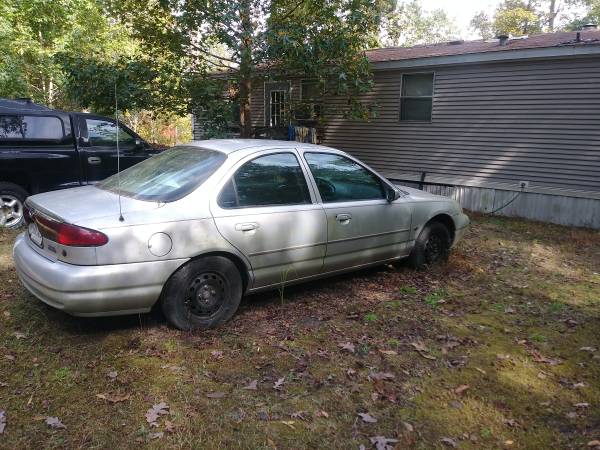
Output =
[
  {"x1": 408, "y1": 221, "x2": 451, "y2": 270},
  {"x1": 161, "y1": 256, "x2": 243, "y2": 330}
]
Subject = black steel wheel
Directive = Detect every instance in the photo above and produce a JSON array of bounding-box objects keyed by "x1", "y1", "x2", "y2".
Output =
[
  {"x1": 185, "y1": 272, "x2": 226, "y2": 319},
  {"x1": 161, "y1": 256, "x2": 243, "y2": 330},
  {"x1": 408, "y1": 221, "x2": 451, "y2": 270}
]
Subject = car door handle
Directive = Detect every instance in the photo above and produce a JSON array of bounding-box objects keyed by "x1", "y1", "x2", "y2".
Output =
[
  {"x1": 336, "y1": 213, "x2": 352, "y2": 222},
  {"x1": 235, "y1": 222, "x2": 258, "y2": 232},
  {"x1": 87, "y1": 156, "x2": 102, "y2": 165}
]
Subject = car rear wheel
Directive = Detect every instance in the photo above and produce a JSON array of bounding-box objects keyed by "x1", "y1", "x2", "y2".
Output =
[
  {"x1": 0, "y1": 182, "x2": 28, "y2": 229},
  {"x1": 161, "y1": 256, "x2": 243, "y2": 330},
  {"x1": 407, "y1": 221, "x2": 451, "y2": 270}
]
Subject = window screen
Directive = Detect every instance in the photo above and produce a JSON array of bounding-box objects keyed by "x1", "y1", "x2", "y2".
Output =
[
  {"x1": 400, "y1": 73, "x2": 434, "y2": 122},
  {"x1": 304, "y1": 153, "x2": 385, "y2": 203},
  {"x1": 218, "y1": 153, "x2": 311, "y2": 208},
  {"x1": 86, "y1": 119, "x2": 135, "y2": 146},
  {"x1": 0, "y1": 115, "x2": 64, "y2": 140}
]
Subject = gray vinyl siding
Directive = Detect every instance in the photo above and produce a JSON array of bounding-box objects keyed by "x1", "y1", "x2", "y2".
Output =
[{"x1": 320, "y1": 57, "x2": 600, "y2": 197}]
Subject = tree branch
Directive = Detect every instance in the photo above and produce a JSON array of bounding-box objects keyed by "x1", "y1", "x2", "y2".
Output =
[
  {"x1": 278, "y1": 0, "x2": 307, "y2": 21},
  {"x1": 189, "y1": 42, "x2": 238, "y2": 64}
]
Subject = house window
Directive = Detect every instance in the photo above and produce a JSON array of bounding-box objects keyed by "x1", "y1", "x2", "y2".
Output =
[
  {"x1": 400, "y1": 73, "x2": 434, "y2": 122},
  {"x1": 297, "y1": 80, "x2": 322, "y2": 120},
  {"x1": 269, "y1": 90, "x2": 288, "y2": 127}
]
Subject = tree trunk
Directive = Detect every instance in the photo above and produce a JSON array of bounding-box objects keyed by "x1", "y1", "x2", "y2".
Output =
[
  {"x1": 548, "y1": 0, "x2": 557, "y2": 31},
  {"x1": 238, "y1": 0, "x2": 253, "y2": 138}
]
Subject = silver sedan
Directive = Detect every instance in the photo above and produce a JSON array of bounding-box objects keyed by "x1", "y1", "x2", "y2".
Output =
[{"x1": 13, "y1": 140, "x2": 469, "y2": 330}]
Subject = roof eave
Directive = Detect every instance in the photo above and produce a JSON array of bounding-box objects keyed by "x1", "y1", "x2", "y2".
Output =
[{"x1": 371, "y1": 45, "x2": 600, "y2": 70}]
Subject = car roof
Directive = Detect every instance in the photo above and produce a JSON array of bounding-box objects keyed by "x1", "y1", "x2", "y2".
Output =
[
  {"x1": 183, "y1": 139, "x2": 341, "y2": 155},
  {"x1": 0, "y1": 98, "x2": 53, "y2": 113}
]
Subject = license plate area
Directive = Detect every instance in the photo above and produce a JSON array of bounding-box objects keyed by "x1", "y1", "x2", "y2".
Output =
[{"x1": 28, "y1": 222, "x2": 43, "y2": 248}]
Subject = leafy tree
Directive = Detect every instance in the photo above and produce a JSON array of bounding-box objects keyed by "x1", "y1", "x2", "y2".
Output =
[
  {"x1": 381, "y1": 0, "x2": 460, "y2": 46},
  {"x1": 470, "y1": 12, "x2": 495, "y2": 40},
  {"x1": 0, "y1": 0, "x2": 134, "y2": 107},
  {"x1": 494, "y1": 0, "x2": 543, "y2": 35},
  {"x1": 471, "y1": 0, "x2": 589, "y2": 38},
  {"x1": 113, "y1": 0, "x2": 383, "y2": 137}
]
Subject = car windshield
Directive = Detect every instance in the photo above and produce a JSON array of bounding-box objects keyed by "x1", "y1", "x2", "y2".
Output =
[{"x1": 97, "y1": 146, "x2": 226, "y2": 202}]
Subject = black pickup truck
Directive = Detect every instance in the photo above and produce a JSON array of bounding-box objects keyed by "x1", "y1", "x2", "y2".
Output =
[{"x1": 0, "y1": 98, "x2": 160, "y2": 228}]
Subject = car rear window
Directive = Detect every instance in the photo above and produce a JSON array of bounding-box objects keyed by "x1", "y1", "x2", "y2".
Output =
[
  {"x1": 97, "y1": 146, "x2": 226, "y2": 202},
  {"x1": 0, "y1": 115, "x2": 64, "y2": 140}
]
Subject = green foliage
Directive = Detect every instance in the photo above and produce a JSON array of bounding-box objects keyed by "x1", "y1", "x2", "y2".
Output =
[
  {"x1": 399, "y1": 286, "x2": 418, "y2": 295},
  {"x1": 381, "y1": 0, "x2": 460, "y2": 46},
  {"x1": 114, "y1": 0, "x2": 384, "y2": 136},
  {"x1": 471, "y1": 0, "x2": 592, "y2": 38},
  {"x1": 364, "y1": 313, "x2": 378, "y2": 322},
  {"x1": 494, "y1": 1, "x2": 543, "y2": 36},
  {"x1": 425, "y1": 289, "x2": 446, "y2": 308}
]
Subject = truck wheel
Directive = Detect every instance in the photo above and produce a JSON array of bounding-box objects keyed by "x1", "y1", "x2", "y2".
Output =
[
  {"x1": 0, "y1": 182, "x2": 28, "y2": 229},
  {"x1": 407, "y1": 221, "x2": 451, "y2": 270},
  {"x1": 161, "y1": 256, "x2": 243, "y2": 331}
]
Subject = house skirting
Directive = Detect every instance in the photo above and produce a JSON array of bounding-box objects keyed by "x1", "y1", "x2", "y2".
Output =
[{"x1": 392, "y1": 181, "x2": 600, "y2": 229}]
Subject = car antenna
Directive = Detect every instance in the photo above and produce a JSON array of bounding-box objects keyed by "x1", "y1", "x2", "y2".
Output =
[{"x1": 114, "y1": 80, "x2": 124, "y2": 222}]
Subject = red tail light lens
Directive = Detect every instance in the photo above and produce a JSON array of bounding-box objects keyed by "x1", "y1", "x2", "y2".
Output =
[
  {"x1": 34, "y1": 215, "x2": 108, "y2": 247},
  {"x1": 23, "y1": 204, "x2": 32, "y2": 224}
]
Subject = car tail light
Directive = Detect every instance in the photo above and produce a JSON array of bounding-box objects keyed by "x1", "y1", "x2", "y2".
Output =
[
  {"x1": 34, "y1": 215, "x2": 108, "y2": 247},
  {"x1": 23, "y1": 204, "x2": 32, "y2": 225}
]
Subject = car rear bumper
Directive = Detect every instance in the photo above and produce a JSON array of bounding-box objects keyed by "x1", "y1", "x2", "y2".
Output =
[{"x1": 12, "y1": 233, "x2": 188, "y2": 317}]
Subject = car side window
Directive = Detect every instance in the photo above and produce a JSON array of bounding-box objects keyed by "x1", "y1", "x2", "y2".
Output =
[
  {"x1": 218, "y1": 153, "x2": 311, "y2": 208},
  {"x1": 86, "y1": 119, "x2": 135, "y2": 147},
  {"x1": 0, "y1": 115, "x2": 64, "y2": 140},
  {"x1": 304, "y1": 152, "x2": 386, "y2": 203}
]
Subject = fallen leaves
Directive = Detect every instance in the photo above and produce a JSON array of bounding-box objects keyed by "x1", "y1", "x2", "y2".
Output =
[
  {"x1": 96, "y1": 393, "x2": 131, "y2": 404},
  {"x1": 369, "y1": 435, "x2": 398, "y2": 450},
  {"x1": 410, "y1": 341, "x2": 436, "y2": 360},
  {"x1": 206, "y1": 392, "x2": 226, "y2": 399},
  {"x1": 454, "y1": 385, "x2": 470, "y2": 395},
  {"x1": 440, "y1": 437, "x2": 457, "y2": 447},
  {"x1": 242, "y1": 380, "x2": 258, "y2": 390},
  {"x1": 0, "y1": 410, "x2": 5, "y2": 434},
  {"x1": 107, "y1": 371, "x2": 118, "y2": 380},
  {"x1": 273, "y1": 377, "x2": 285, "y2": 390},
  {"x1": 45, "y1": 416, "x2": 66, "y2": 429},
  {"x1": 588, "y1": 440, "x2": 600, "y2": 448},
  {"x1": 529, "y1": 350, "x2": 562, "y2": 366},
  {"x1": 145, "y1": 402, "x2": 169, "y2": 427},
  {"x1": 358, "y1": 412, "x2": 377, "y2": 423},
  {"x1": 210, "y1": 350, "x2": 223, "y2": 360},
  {"x1": 369, "y1": 372, "x2": 395, "y2": 381},
  {"x1": 338, "y1": 342, "x2": 355, "y2": 353}
]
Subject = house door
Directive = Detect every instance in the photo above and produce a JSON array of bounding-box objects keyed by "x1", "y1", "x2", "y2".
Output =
[{"x1": 264, "y1": 82, "x2": 290, "y2": 128}]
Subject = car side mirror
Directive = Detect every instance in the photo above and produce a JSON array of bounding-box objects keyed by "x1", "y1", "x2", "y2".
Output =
[{"x1": 386, "y1": 187, "x2": 401, "y2": 203}]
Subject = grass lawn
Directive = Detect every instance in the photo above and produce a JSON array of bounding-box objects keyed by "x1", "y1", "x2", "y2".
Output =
[{"x1": 0, "y1": 214, "x2": 599, "y2": 449}]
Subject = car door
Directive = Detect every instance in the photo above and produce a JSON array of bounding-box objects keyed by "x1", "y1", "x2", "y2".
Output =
[
  {"x1": 0, "y1": 112, "x2": 81, "y2": 193},
  {"x1": 210, "y1": 150, "x2": 327, "y2": 289},
  {"x1": 302, "y1": 151, "x2": 413, "y2": 273},
  {"x1": 78, "y1": 116, "x2": 150, "y2": 183}
]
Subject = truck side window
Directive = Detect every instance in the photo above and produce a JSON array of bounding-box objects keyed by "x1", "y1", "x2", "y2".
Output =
[
  {"x1": 86, "y1": 119, "x2": 135, "y2": 147},
  {"x1": 0, "y1": 115, "x2": 64, "y2": 140}
]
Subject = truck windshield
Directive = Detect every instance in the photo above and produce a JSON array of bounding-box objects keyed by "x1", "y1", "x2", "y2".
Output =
[{"x1": 97, "y1": 146, "x2": 226, "y2": 202}]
